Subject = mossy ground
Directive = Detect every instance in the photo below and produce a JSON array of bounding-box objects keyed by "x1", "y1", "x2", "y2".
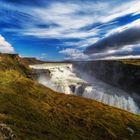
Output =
[{"x1": 0, "y1": 54, "x2": 140, "y2": 140}]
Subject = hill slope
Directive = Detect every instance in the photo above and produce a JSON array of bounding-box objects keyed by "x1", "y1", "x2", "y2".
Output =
[{"x1": 0, "y1": 54, "x2": 140, "y2": 140}]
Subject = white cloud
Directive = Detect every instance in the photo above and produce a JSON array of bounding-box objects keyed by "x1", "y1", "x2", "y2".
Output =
[
  {"x1": 23, "y1": 27, "x2": 98, "y2": 39},
  {"x1": 0, "y1": 35, "x2": 15, "y2": 53},
  {"x1": 63, "y1": 37, "x2": 99, "y2": 48},
  {"x1": 88, "y1": 43, "x2": 140, "y2": 60},
  {"x1": 2, "y1": 0, "x2": 140, "y2": 39},
  {"x1": 59, "y1": 48, "x2": 88, "y2": 60},
  {"x1": 1, "y1": 0, "x2": 140, "y2": 60},
  {"x1": 101, "y1": 0, "x2": 140, "y2": 23},
  {"x1": 15, "y1": 0, "x2": 139, "y2": 44},
  {"x1": 106, "y1": 18, "x2": 140, "y2": 37},
  {"x1": 102, "y1": 55, "x2": 140, "y2": 60}
]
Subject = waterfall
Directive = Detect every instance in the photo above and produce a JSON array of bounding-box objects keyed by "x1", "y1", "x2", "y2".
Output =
[
  {"x1": 83, "y1": 86, "x2": 139, "y2": 113},
  {"x1": 30, "y1": 63, "x2": 140, "y2": 114}
]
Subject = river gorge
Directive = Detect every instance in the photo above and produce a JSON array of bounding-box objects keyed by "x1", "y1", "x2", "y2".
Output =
[{"x1": 30, "y1": 62, "x2": 140, "y2": 114}]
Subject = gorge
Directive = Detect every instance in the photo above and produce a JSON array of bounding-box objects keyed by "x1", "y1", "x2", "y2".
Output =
[{"x1": 30, "y1": 61, "x2": 140, "y2": 114}]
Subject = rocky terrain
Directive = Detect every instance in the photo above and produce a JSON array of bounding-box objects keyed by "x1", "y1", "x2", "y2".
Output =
[{"x1": 0, "y1": 53, "x2": 140, "y2": 140}]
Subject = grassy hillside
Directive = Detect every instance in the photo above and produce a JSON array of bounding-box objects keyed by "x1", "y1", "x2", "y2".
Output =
[
  {"x1": 0, "y1": 53, "x2": 31, "y2": 77},
  {"x1": 20, "y1": 57, "x2": 45, "y2": 66},
  {"x1": 118, "y1": 59, "x2": 140, "y2": 66},
  {"x1": 0, "y1": 54, "x2": 140, "y2": 140}
]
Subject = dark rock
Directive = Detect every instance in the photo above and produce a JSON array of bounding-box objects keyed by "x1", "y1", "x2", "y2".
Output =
[{"x1": 74, "y1": 60, "x2": 140, "y2": 107}]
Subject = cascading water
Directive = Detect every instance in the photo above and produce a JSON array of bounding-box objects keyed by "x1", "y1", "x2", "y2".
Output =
[{"x1": 30, "y1": 63, "x2": 140, "y2": 114}]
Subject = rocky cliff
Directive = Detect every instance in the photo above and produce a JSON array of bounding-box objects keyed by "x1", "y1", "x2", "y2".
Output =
[
  {"x1": 31, "y1": 63, "x2": 140, "y2": 114},
  {"x1": 74, "y1": 60, "x2": 140, "y2": 107}
]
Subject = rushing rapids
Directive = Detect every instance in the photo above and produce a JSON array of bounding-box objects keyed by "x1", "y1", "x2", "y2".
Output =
[{"x1": 30, "y1": 63, "x2": 140, "y2": 114}]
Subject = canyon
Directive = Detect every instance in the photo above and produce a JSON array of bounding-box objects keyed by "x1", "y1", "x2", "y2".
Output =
[{"x1": 30, "y1": 61, "x2": 140, "y2": 114}]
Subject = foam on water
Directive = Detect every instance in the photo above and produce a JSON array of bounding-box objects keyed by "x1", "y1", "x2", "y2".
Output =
[{"x1": 30, "y1": 63, "x2": 140, "y2": 114}]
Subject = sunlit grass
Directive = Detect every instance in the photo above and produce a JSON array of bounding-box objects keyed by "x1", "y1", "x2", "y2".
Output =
[{"x1": 118, "y1": 59, "x2": 140, "y2": 66}]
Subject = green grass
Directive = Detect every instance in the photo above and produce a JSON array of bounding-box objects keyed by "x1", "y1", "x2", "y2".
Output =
[{"x1": 0, "y1": 54, "x2": 140, "y2": 140}]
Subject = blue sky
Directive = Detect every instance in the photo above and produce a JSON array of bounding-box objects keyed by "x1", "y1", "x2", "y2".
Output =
[{"x1": 0, "y1": 0, "x2": 140, "y2": 60}]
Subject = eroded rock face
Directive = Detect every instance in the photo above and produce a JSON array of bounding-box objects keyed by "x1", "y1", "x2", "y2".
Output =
[
  {"x1": 74, "y1": 60, "x2": 140, "y2": 107},
  {"x1": 0, "y1": 122, "x2": 19, "y2": 140}
]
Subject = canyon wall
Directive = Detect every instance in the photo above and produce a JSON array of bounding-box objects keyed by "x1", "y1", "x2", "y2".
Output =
[
  {"x1": 74, "y1": 60, "x2": 140, "y2": 107},
  {"x1": 30, "y1": 63, "x2": 140, "y2": 114}
]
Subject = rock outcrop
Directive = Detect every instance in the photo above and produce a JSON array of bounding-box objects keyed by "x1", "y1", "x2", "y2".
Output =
[{"x1": 0, "y1": 122, "x2": 19, "y2": 140}]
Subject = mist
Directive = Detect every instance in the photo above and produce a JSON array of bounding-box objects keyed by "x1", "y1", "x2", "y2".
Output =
[{"x1": 30, "y1": 62, "x2": 140, "y2": 114}]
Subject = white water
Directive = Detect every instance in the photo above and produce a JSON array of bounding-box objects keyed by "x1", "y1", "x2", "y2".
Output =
[{"x1": 30, "y1": 63, "x2": 140, "y2": 114}]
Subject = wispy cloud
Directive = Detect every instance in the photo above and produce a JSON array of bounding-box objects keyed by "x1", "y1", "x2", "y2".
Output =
[
  {"x1": 85, "y1": 19, "x2": 140, "y2": 55},
  {"x1": 1, "y1": 0, "x2": 140, "y2": 60},
  {"x1": 62, "y1": 38, "x2": 99, "y2": 49},
  {"x1": 2, "y1": 0, "x2": 140, "y2": 39},
  {"x1": 59, "y1": 48, "x2": 88, "y2": 60}
]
